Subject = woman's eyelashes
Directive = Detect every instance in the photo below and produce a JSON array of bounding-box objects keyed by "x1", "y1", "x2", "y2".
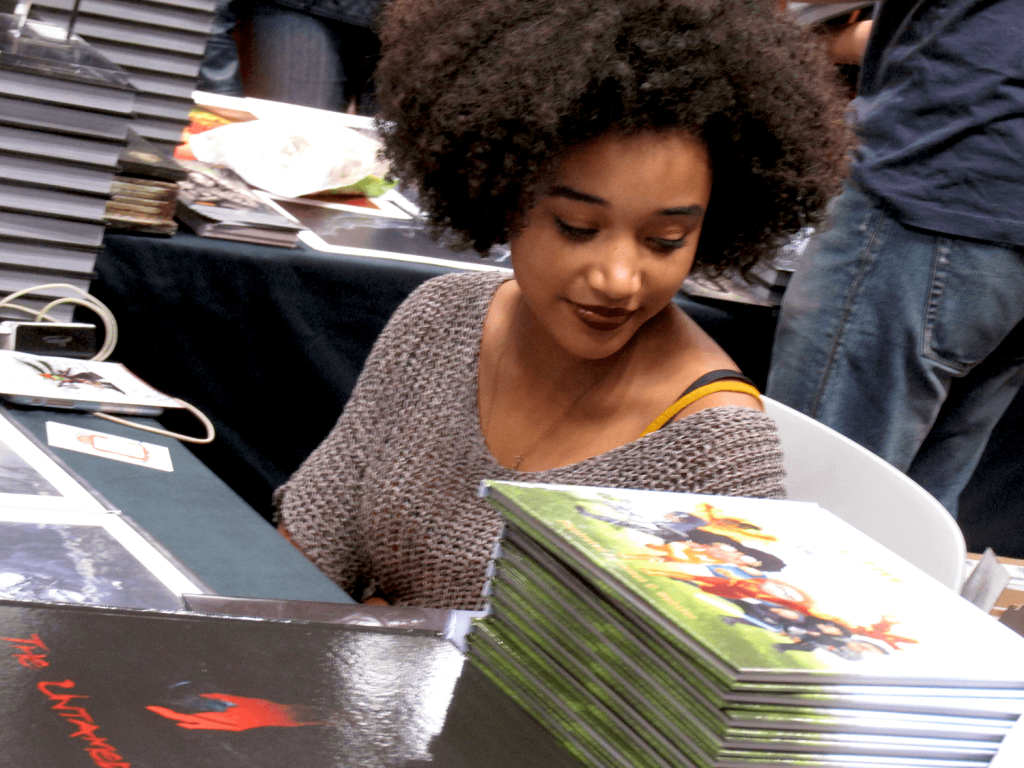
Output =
[
  {"x1": 554, "y1": 217, "x2": 597, "y2": 242},
  {"x1": 554, "y1": 216, "x2": 689, "y2": 253},
  {"x1": 648, "y1": 235, "x2": 688, "y2": 253}
]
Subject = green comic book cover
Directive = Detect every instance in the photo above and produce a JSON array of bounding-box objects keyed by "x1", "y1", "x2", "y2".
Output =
[{"x1": 481, "y1": 481, "x2": 1024, "y2": 690}]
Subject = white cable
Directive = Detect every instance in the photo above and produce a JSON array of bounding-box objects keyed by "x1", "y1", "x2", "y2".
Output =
[
  {"x1": 0, "y1": 283, "x2": 118, "y2": 361},
  {"x1": 95, "y1": 398, "x2": 216, "y2": 445},
  {"x1": 0, "y1": 300, "x2": 61, "y2": 323},
  {"x1": 3, "y1": 284, "x2": 215, "y2": 444}
]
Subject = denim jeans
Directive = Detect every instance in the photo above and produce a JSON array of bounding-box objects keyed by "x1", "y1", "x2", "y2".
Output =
[
  {"x1": 197, "y1": 0, "x2": 247, "y2": 96},
  {"x1": 247, "y1": 4, "x2": 380, "y2": 113},
  {"x1": 767, "y1": 183, "x2": 1024, "y2": 516}
]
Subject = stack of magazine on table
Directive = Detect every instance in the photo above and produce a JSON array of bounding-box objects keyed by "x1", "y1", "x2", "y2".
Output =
[
  {"x1": 0, "y1": 16, "x2": 136, "y2": 321},
  {"x1": 175, "y1": 158, "x2": 303, "y2": 247},
  {"x1": 31, "y1": 0, "x2": 217, "y2": 153},
  {"x1": 104, "y1": 128, "x2": 184, "y2": 235},
  {"x1": 474, "y1": 480, "x2": 1024, "y2": 768}
]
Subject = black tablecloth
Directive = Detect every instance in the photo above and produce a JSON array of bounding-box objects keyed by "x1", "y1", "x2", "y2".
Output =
[
  {"x1": 91, "y1": 232, "x2": 1023, "y2": 556},
  {"x1": 93, "y1": 233, "x2": 452, "y2": 520}
]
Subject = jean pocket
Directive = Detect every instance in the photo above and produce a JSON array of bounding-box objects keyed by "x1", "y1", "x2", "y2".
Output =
[{"x1": 922, "y1": 238, "x2": 1024, "y2": 373}]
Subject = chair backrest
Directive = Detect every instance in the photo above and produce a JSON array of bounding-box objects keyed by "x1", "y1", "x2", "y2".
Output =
[{"x1": 761, "y1": 396, "x2": 967, "y2": 590}]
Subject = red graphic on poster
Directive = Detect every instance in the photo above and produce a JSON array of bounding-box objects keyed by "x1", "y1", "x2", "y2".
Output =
[
  {"x1": 146, "y1": 693, "x2": 321, "y2": 731},
  {"x1": 38, "y1": 679, "x2": 131, "y2": 768},
  {"x1": 1, "y1": 633, "x2": 49, "y2": 668}
]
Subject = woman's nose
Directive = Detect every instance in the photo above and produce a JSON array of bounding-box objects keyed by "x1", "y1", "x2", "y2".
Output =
[{"x1": 587, "y1": 236, "x2": 642, "y2": 300}]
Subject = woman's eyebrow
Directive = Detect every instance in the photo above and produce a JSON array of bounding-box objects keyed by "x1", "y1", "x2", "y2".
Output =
[
  {"x1": 661, "y1": 205, "x2": 705, "y2": 218},
  {"x1": 549, "y1": 185, "x2": 606, "y2": 205},
  {"x1": 549, "y1": 185, "x2": 705, "y2": 218}
]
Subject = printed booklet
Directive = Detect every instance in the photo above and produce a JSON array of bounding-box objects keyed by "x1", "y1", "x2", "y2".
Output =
[
  {"x1": 473, "y1": 481, "x2": 1024, "y2": 768},
  {"x1": 0, "y1": 350, "x2": 181, "y2": 415},
  {"x1": 175, "y1": 159, "x2": 303, "y2": 247}
]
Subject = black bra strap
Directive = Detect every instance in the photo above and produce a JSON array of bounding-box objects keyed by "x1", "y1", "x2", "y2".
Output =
[{"x1": 679, "y1": 369, "x2": 757, "y2": 398}]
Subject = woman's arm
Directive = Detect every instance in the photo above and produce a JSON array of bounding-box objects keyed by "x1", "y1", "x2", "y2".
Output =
[{"x1": 272, "y1": 276, "x2": 459, "y2": 599}]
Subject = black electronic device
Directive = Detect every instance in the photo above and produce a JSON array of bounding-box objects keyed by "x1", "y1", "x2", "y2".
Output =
[{"x1": 0, "y1": 320, "x2": 97, "y2": 358}]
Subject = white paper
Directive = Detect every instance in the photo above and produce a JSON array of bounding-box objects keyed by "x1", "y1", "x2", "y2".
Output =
[
  {"x1": 46, "y1": 422, "x2": 173, "y2": 472},
  {"x1": 189, "y1": 117, "x2": 388, "y2": 198}
]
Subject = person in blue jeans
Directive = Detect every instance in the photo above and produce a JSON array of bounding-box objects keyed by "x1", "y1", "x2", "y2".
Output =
[{"x1": 767, "y1": 0, "x2": 1024, "y2": 516}]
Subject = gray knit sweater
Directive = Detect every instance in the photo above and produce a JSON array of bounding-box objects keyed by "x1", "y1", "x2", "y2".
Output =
[{"x1": 275, "y1": 271, "x2": 786, "y2": 610}]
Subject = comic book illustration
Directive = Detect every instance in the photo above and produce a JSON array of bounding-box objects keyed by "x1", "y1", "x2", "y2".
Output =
[
  {"x1": 481, "y1": 481, "x2": 1024, "y2": 688},
  {"x1": 0, "y1": 350, "x2": 180, "y2": 413}
]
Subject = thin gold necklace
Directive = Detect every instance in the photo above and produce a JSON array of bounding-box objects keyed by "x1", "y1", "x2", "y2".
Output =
[{"x1": 483, "y1": 295, "x2": 603, "y2": 471}]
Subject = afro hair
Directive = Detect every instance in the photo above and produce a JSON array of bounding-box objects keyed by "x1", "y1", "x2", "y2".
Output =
[{"x1": 375, "y1": 0, "x2": 853, "y2": 274}]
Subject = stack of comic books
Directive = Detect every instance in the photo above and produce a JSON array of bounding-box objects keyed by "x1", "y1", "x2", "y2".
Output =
[
  {"x1": 31, "y1": 0, "x2": 217, "y2": 152},
  {"x1": 0, "y1": 16, "x2": 136, "y2": 321},
  {"x1": 474, "y1": 480, "x2": 1024, "y2": 768}
]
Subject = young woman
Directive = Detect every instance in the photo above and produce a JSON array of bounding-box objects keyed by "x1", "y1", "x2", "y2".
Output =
[{"x1": 275, "y1": 0, "x2": 852, "y2": 609}]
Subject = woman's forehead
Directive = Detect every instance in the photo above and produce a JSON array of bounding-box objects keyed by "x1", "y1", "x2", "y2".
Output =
[{"x1": 542, "y1": 131, "x2": 713, "y2": 209}]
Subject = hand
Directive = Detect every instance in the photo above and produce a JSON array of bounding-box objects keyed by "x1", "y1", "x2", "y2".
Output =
[{"x1": 824, "y1": 17, "x2": 873, "y2": 66}]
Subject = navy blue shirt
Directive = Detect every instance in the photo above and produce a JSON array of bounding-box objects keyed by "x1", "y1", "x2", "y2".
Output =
[{"x1": 850, "y1": 0, "x2": 1024, "y2": 245}]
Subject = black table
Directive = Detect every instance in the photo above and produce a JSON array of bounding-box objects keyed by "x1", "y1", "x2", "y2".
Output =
[{"x1": 90, "y1": 232, "x2": 1023, "y2": 556}]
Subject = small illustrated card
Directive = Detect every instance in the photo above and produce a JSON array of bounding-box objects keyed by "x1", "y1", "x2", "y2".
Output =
[{"x1": 46, "y1": 422, "x2": 174, "y2": 472}]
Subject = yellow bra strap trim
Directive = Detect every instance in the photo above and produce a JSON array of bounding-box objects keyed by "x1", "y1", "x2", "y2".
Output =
[{"x1": 640, "y1": 381, "x2": 762, "y2": 437}]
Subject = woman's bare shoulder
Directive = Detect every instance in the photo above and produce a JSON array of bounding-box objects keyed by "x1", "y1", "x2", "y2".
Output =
[{"x1": 638, "y1": 306, "x2": 763, "y2": 422}]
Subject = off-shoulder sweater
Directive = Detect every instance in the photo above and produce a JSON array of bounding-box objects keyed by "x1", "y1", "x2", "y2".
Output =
[{"x1": 275, "y1": 271, "x2": 786, "y2": 610}]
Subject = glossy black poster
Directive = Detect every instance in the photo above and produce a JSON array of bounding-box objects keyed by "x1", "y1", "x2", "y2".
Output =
[{"x1": 0, "y1": 600, "x2": 470, "y2": 767}]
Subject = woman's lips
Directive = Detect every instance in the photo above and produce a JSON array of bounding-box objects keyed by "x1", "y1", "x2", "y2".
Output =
[{"x1": 571, "y1": 301, "x2": 637, "y2": 331}]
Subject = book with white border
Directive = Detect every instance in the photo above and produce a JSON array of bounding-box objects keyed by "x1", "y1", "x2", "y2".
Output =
[
  {"x1": 481, "y1": 481, "x2": 1024, "y2": 689},
  {"x1": 0, "y1": 403, "x2": 109, "y2": 511},
  {"x1": 0, "y1": 507, "x2": 209, "y2": 610}
]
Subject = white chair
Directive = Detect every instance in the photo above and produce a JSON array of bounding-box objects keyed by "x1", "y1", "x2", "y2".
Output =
[{"x1": 761, "y1": 396, "x2": 967, "y2": 590}]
